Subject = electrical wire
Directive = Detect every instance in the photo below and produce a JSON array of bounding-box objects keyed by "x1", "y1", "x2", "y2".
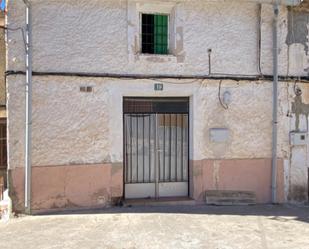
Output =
[
  {"x1": 218, "y1": 80, "x2": 228, "y2": 110},
  {"x1": 5, "y1": 70, "x2": 309, "y2": 83},
  {"x1": 209, "y1": 72, "x2": 262, "y2": 78},
  {"x1": 147, "y1": 78, "x2": 201, "y2": 84},
  {"x1": 0, "y1": 25, "x2": 26, "y2": 52},
  {"x1": 293, "y1": 79, "x2": 302, "y2": 96},
  {"x1": 286, "y1": 81, "x2": 292, "y2": 117},
  {"x1": 208, "y1": 49, "x2": 212, "y2": 75},
  {"x1": 257, "y1": 3, "x2": 263, "y2": 76}
]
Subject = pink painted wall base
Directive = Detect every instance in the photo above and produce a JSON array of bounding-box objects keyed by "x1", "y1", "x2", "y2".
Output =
[
  {"x1": 9, "y1": 158, "x2": 285, "y2": 213},
  {"x1": 191, "y1": 158, "x2": 285, "y2": 203}
]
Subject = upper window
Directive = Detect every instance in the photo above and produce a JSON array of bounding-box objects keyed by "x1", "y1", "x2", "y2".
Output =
[{"x1": 141, "y1": 14, "x2": 168, "y2": 55}]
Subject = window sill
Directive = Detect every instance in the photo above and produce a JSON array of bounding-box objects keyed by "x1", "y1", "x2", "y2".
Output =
[{"x1": 137, "y1": 53, "x2": 177, "y2": 63}]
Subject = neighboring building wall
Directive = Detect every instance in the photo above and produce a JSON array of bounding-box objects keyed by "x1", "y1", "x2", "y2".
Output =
[
  {"x1": 286, "y1": 1, "x2": 309, "y2": 76},
  {"x1": 0, "y1": 11, "x2": 6, "y2": 194},
  {"x1": 6, "y1": 0, "x2": 309, "y2": 212},
  {"x1": 286, "y1": 2, "x2": 309, "y2": 202}
]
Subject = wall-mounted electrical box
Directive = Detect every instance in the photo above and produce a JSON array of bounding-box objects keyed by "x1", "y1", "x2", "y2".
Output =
[
  {"x1": 290, "y1": 132, "x2": 308, "y2": 146},
  {"x1": 210, "y1": 128, "x2": 229, "y2": 143}
]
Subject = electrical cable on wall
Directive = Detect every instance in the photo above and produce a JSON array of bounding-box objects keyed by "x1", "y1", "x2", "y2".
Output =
[
  {"x1": 257, "y1": 3, "x2": 263, "y2": 76},
  {"x1": 286, "y1": 82, "x2": 292, "y2": 117},
  {"x1": 218, "y1": 80, "x2": 228, "y2": 110},
  {"x1": 208, "y1": 49, "x2": 212, "y2": 75},
  {"x1": 294, "y1": 79, "x2": 302, "y2": 96},
  {"x1": 148, "y1": 78, "x2": 201, "y2": 84},
  {"x1": 0, "y1": 25, "x2": 26, "y2": 52}
]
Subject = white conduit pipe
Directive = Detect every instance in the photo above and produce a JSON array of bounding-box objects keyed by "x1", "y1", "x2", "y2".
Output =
[
  {"x1": 271, "y1": 3, "x2": 279, "y2": 204},
  {"x1": 22, "y1": 0, "x2": 33, "y2": 215}
]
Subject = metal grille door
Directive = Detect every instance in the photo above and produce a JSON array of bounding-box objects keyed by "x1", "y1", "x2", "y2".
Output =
[{"x1": 124, "y1": 98, "x2": 189, "y2": 199}]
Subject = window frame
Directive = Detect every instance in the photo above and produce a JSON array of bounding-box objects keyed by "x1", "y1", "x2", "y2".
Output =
[{"x1": 139, "y1": 12, "x2": 170, "y2": 55}]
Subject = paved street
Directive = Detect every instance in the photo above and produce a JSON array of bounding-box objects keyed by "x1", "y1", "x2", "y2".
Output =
[{"x1": 0, "y1": 205, "x2": 308, "y2": 249}]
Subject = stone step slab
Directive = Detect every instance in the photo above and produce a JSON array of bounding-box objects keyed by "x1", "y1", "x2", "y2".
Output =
[{"x1": 205, "y1": 190, "x2": 256, "y2": 205}]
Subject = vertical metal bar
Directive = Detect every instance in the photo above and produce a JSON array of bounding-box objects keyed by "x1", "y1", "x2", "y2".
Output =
[
  {"x1": 126, "y1": 115, "x2": 129, "y2": 183},
  {"x1": 169, "y1": 114, "x2": 172, "y2": 182},
  {"x1": 136, "y1": 115, "x2": 139, "y2": 183},
  {"x1": 130, "y1": 115, "x2": 133, "y2": 183},
  {"x1": 186, "y1": 111, "x2": 189, "y2": 196},
  {"x1": 149, "y1": 115, "x2": 151, "y2": 182},
  {"x1": 155, "y1": 114, "x2": 158, "y2": 198},
  {"x1": 124, "y1": 116, "x2": 127, "y2": 183},
  {"x1": 181, "y1": 114, "x2": 184, "y2": 181},
  {"x1": 186, "y1": 114, "x2": 189, "y2": 183},
  {"x1": 175, "y1": 114, "x2": 178, "y2": 181},
  {"x1": 143, "y1": 115, "x2": 145, "y2": 183},
  {"x1": 163, "y1": 114, "x2": 165, "y2": 181}
]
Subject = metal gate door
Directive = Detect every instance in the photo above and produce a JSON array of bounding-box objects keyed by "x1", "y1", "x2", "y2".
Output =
[{"x1": 124, "y1": 98, "x2": 189, "y2": 199}]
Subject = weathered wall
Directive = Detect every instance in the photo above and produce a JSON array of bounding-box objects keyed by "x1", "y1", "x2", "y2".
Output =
[
  {"x1": 286, "y1": 0, "x2": 309, "y2": 76},
  {"x1": 192, "y1": 159, "x2": 285, "y2": 203},
  {"x1": 7, "y1": 74, "x2": 309, "y2": 209},
  {"x1": 7, "y1": 75, "x2": 111, "y2": 168},
  {"x1": 6, "y1": 0, "x2": 309, "y2": 210},
  {"x1": 6, "y1": 0, "x2": 290, "y2": 76},
  {"x1": 289, "y1": 82, "x2": 309, "y2": 201},
  {"x1": 6, "y1": 76, "x2": 294, "y2": 169},
  {"x1": 10, "y1": 163, "x2": 123, "y2": 212},
  {"x1": 7, "y1": 0, "x2": 309, "y2": 78}
]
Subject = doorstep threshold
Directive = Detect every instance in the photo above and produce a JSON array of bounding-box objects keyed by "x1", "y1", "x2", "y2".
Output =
[{"x1": 123, "y1": 197, "x2": 196, "y2": 207}]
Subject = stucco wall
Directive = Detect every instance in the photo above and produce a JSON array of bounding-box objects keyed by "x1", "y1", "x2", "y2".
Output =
[
  {"x1": 9, "y1": 1, "x2": 309, "y2": 76},
  {"x1": 7, "y1": 74, "x2": 309, "y2": 205},
  {"x1": 6, "y1": 0, "x2": 292, "y2": 76},
  {"x1": 5, "y1": 0, "x2": 309, "y2": 208},
  {"x1": 286, "y1": 2, "x2": 309, "y2": 76},
  {"x1": 8, "y1": 1, "x2": 309, "y2": 76},
  {"x1": 6, "y1": 76, "x2": 292, "y2": 168}
]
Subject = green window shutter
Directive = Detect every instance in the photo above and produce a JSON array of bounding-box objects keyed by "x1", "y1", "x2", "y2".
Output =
[{"x1": 154, "y1": 15, "x2": 168, "y2": 54}]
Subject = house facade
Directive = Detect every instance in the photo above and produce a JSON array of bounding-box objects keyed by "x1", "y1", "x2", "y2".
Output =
[{"x1": 5, "y1": 0, "x2": 309, "y2": 213}]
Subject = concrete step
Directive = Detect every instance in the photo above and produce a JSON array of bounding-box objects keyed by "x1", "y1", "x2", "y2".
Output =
[
  {"x1": 205, "y1": 190, "x2": 256, "y2": 206},
  {"x1": 124, "y1": 197, "x2": 196, "y2": 207}
]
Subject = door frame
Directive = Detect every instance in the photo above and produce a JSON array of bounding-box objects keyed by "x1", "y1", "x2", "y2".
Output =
[{"x1": 122, "y1": 97, "x2": 190, "y2": 200}]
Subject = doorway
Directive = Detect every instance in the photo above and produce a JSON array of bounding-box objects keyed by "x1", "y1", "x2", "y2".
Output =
[{"x1": 123, "y1": 97, "x2": 189, "y2": 199}]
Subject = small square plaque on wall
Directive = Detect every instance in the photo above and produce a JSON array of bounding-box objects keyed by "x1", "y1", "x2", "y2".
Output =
[
  {"x1": 154, "y1": 83, "x2": 163, "y2": 91},
  {"x1": 209, "y1": 128, "x2": 230, "y2": 143}
]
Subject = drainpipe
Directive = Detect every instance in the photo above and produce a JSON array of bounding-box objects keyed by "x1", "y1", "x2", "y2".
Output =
[
  {"x1": 22, "y1": 0, "x2": 32, "y2": 215},
  {"x1": 249, "y1": 0, "x2": 302, "y2": 204},
  {"x1": 271, "y1": 3, "x2": 279, "y2": 204}
]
